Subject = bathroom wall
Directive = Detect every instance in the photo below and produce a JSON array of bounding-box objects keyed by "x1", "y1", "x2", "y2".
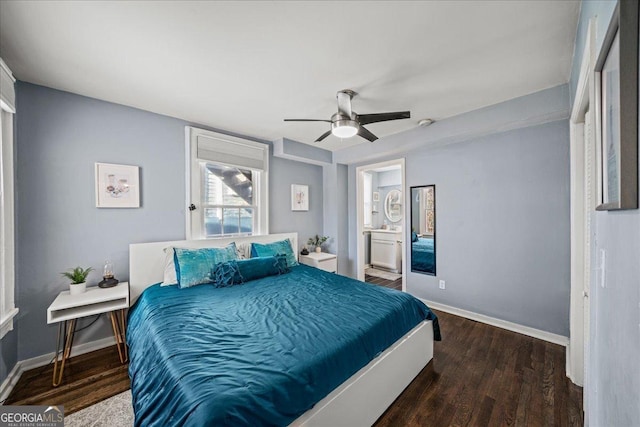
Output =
[{"x1": 373, "y1": 169, "x2": 402, "y2": 229}]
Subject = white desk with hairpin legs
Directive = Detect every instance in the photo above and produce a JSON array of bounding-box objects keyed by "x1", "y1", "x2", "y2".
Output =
[{"x1": 46, "y1": 282, "x2": 129, "y2": 386}]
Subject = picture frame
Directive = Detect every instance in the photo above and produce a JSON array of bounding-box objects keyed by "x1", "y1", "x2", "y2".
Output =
[
  {"x1": 291, "y1": 184, "x2": 309, "y2": 211},
  {"x1": 95, "y1": 162, "x2": 140, "y2": 208},
  {"x1": 594, "y1": 0, "x2": 638, "y2": 211}
]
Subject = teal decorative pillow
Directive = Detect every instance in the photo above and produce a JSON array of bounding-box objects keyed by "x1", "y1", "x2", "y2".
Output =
[
  {"x1": 174, "y1": 243, "x2": 238, "y2": 288},
  {"x1": 213, "y1": 255, "x2": 289, "y2": 286},
  {"x1": 250, "y1": 239, "x2": 298, "y2": 267},
  {"x1": 273, "y1": 254, "x2": 290, "y2": 275},
  {"x1": 238, "y1": 256, "x2": 289, "y2": 282},
  {"x1": 213, "y1": 260, "x2": 243, "y2": 288}
]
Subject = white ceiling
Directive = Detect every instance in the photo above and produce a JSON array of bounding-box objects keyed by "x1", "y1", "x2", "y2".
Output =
[{"x1": 0, "y1": 1, "x2": 580, "y2": 151}]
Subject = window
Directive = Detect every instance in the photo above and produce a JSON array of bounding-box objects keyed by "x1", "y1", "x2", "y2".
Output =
[
  {"x1": 186, "y1": 127, "x2": 268, "y2": 239},
  {"x1": 202, "y1": 163, "x2": 256, "y2": 237},
  {"x1": 0, "y1": 58, "x2": 17, "y2": 339}
]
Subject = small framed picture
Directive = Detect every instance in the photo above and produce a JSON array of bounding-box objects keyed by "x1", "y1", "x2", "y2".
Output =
[
  {"x1": 373, "y1": 191, "x2": 380, "y2": 202},
  {"x1": 291, "y1": 184, "x2": 309, "y2": 211},
  {"x1": 95, "y1": 163, "x2": 140, "y2": 208}
]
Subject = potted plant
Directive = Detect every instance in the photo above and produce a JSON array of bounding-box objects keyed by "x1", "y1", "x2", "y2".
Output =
[
  {"x1": 307, "y1": 235, "x2": 329, "y2": 253},
  {"x1": 61, "y1": 267, "x2": 93, "y2": 295}
]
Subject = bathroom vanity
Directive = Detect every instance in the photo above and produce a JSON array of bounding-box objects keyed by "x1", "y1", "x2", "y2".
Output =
[{"x1": 371, "y1": 230, "x2": 402, "y2": 273}]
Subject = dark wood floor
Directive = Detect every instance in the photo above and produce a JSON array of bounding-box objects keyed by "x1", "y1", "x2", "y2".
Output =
[
  {"x1": 365, "y1": 274, "x2": 402, "y2": 290},
  {"x1": 4, "y1": 345, "x2": 129, "y2": 414},
  {"x1": 6, "y1": 311, "x2": 582, "y2": 426},
  {"x1": 375, "y1": 311, "x2": 583, "y2": 427}
]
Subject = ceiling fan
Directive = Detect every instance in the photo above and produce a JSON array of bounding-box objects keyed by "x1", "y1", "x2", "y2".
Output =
[{"x1": 284, "y1": 90, "x2": 410, "y2": 142}]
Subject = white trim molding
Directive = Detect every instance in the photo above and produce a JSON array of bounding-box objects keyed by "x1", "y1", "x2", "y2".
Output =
[
  {"x1": 567, "y1": 17, "x2": 597, "y2": 390},
  {"x1": 0, "y1": 335, "x2": 116, "y2": 404},
  {"x1": 420, "y1": 299, "x2": 569, "y2": 347},
  {"x1": 0, "y1": 307, "x2": 18, "y2": 339},
  {"x1": 0, "y1": 57, "x2": 17, "y2": 339}
]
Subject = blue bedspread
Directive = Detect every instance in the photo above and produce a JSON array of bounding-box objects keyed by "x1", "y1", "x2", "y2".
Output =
[
  {"x1": 127, "y1": 264, "x2": 439, "y2": 427},
  {"x1": 412, "y1": 237, "x2": 435, "y2": 272}
]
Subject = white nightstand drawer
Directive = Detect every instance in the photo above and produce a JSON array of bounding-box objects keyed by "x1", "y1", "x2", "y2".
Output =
[
  {"x1": 316, "y1": 257, "x2": 337, "y2": 273},
  {"x1": 299, "y1": 253, "x2": 337, "y2": 273}
]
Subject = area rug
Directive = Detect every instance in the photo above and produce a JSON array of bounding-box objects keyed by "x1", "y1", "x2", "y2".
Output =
[
  {"x1": 64, "y1": 390, "x2": 133, "y2": 427},
  {"x1": 365, "y1": 267, "x2": 401, "y2": 281}
]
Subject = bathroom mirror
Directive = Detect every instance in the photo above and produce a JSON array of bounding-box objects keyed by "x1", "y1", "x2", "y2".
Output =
[
  {"x1": 410, "y1": 185, "x2": 436, "y2": 275},
  {"x1": 384, "y1": 189, "x2": 403, "y2": 223}
]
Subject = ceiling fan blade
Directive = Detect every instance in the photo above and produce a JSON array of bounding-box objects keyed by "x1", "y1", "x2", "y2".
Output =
[
  {"x1": 357, "y1": 111, "x2": 411, "y2": 125},
  {"x1": 315, "y1": 130, "x2": 332, "y2": 142},
  {"x1": 357, "y1": 126, "x2": 378, "y2": 142},
  {"x1": 284, "y1": 119, "x2": 332, "y2": 122}
]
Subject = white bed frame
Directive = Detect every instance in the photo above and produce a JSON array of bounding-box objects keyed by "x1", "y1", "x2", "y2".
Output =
[{"x1": 129, "y1": 233, "x2": 434, "y2": 426}]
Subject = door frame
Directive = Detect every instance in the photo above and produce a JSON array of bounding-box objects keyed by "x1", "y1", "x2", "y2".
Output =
[
  {"x1": 568, "y1": 18, "x2": 596, "y2": 395},
  {"x1": 355, "y1": 158, "x2": 406, "y2": 291}
]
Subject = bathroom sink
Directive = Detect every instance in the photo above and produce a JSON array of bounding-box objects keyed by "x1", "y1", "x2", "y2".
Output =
[{"x1": 371, "y1": 228, "x2": 401, "y2": 233}]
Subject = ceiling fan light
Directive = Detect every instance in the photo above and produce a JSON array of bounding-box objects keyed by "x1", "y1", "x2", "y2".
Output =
[{"x1": 331, "y1": 120, "x2": 358, "y2": 138}]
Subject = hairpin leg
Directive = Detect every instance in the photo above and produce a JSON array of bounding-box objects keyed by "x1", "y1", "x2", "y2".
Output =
[
  {"x1": 109, "y1": 310, "x2": 128, "y2": 364},
  {"x1": 52, "y1": 319, "x2": 76, "y2": 387}
]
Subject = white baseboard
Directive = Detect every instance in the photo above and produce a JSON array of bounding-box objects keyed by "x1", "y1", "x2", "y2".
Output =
[
  {"x1": 420, "y1": 299, "x2": 569, "y2": 347},
  {"x1": 0, "y1": 363, "x2": 22, "y2": 404},
  {"x1": 0, "y1": 335, "x2": 116, "y2": 403}
]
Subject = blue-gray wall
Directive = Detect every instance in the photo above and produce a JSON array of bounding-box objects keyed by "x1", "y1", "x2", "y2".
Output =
[
  {"x1": 405, "y1": 121, "x2": 570, "y2": 335},
  {"x1": 571, "y1": 2, "x2": 640, "y2": 425},
  {"x1": 11, "y1": 82, "x2": 323, "y2": 361},
  {"x1": 336, "y1": 85, "x2": 571, "y2": 336},
  {"x1": 0, "y1": 330, "x2": 18, "y2": 388},
  {"x1": 345, "y1": 119, "x2": 571, "y2": 336}
]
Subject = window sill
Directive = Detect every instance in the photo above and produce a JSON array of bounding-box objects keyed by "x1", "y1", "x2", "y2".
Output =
[{"x1": 0, "y1": 307, "x2": 19, "y2": 339}]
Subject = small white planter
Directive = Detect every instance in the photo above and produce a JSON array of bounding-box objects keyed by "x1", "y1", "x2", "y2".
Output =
[
  {"x1": 69, "y1": 282, "x2": 87, "y2": 295},
  {"x1": 315, "y1": 246, "x2": 322, "y2": 253}
]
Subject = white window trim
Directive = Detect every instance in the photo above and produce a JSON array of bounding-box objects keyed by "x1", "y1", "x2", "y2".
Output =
[
  {"x1": 0, "y1": 57, "x2": 18, "y2": 339},
  {"x1": 185, "y1": 127, "x2": 269, "y2": 239}
]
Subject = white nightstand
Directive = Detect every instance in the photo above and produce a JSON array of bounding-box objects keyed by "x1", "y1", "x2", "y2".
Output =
[
  {"x1": 47, "y1": 282, "x2": 129, "y2": 386},
  {"x1": 299, "y1": 252, "x2": 338, "y2": 273}
]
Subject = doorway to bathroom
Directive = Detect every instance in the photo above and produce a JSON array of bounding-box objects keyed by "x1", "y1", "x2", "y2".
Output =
[{"x1": 356, "y1": 158, "x2": 406, "y2": 291}]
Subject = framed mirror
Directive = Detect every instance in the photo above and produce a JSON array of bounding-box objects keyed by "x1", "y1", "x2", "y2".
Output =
[
  {"x1": 384, "y1": 189, "x2": 403, "y2": 223},
  {"x1": 410, "y1": 185, "x2": 436, "y2": 275}
]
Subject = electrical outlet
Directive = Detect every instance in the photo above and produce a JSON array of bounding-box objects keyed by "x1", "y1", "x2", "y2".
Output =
[{"x1": 439, "y1": 280, "x2": 446, "y2": 290}]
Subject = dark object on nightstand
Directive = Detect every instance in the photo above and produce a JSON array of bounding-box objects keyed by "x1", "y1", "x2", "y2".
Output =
[
  {"x1": 300, "y1": 248, "x2": 309, "y2": 255},
  {"x1": 99, "y1": 260, "x2": 118, "y2": 288},
  {"x1": 98, "y1": 277, "x2": 119, "y2": 288}
]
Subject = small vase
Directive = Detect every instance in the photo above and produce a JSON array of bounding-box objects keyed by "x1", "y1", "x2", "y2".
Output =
[
  {"x1": 69, "y1": 282, "x2": 87, "y2": 295},
  {"x1": 315, "y1": 246, "x2": 322, "y2": 253}
]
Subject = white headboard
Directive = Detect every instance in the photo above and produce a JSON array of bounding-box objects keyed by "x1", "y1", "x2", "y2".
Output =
[{"x1": 129, "y1": 233, "x2": 298, "y2": 305}]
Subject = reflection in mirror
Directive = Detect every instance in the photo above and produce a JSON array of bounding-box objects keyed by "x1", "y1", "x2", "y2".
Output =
[
  {"x1": 384, "y1": 189, "x2": 403, "y2": 223},
  {"x1": 410, "y1": 185, "x2": 436, "y2": 275}
]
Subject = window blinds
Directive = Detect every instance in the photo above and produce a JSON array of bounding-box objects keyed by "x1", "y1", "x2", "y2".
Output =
[{"x1": 196, "y1": 133, "x2": 267, "y2": 171}]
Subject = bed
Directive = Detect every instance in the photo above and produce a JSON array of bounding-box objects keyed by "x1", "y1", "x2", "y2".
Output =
[
  {"x1": 128, "y1": 233, "x2": 440, "y2": 426},
  {"x1": 411, "y1": 236, "x2": 435, "y2": 272}
]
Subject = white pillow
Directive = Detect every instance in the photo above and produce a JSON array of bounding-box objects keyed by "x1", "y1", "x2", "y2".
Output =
[
  {"x1": 161, "y1": 247, "x2": 178, "y2": 286},
  {"x1": 235, "y1": 242, "x2": 251, "y2": 260}
]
